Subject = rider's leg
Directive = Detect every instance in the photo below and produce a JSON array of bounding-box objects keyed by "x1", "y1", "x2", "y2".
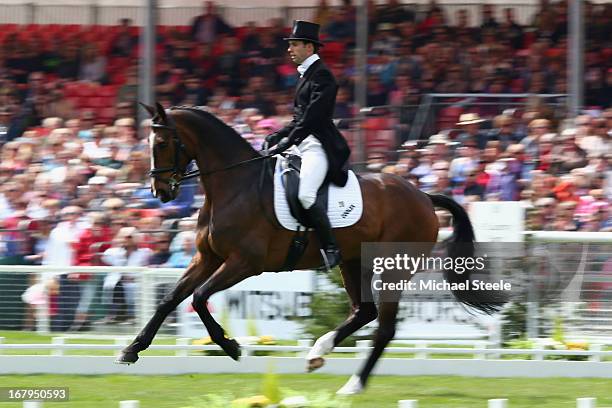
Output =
[{"x1": 297, "y1": 135, "x2": 341, "y2": 270}]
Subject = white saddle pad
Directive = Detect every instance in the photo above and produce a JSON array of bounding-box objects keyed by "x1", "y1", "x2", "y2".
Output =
[{"x1": 273, "y1": 157, "x2": 363, "y2": 231}]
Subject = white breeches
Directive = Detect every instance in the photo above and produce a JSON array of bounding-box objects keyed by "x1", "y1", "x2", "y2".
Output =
[{"x1": 291, "y1": 135, "x2": 328, "y2": 209}]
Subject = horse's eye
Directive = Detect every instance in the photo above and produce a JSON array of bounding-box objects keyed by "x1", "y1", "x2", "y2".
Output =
[{"x1": 158, "y1": 141, "x2": 168, "y2": 149}]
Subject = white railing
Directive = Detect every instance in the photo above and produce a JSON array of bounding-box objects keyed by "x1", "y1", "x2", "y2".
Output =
[
  {"x1": 1, "y1": 336, "x2": 611, "y2": 360},
  {"x1": 436, "y1": 230, "x2": 612, "y2": 242}
]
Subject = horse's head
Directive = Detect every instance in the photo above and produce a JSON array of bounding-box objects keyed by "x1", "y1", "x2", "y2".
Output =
[{"x1": 142, "y1": 102, "x2": 192, "y2": 203}]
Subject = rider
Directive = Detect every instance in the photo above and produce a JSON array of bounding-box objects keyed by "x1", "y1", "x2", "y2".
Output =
[{"x1": 265, "y1": 20, "x2": 350, "y2": 270}]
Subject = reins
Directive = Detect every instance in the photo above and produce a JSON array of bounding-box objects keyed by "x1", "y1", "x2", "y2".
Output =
[{"x1": 149, "y1": 121, "x2": 271, "y2": 187}]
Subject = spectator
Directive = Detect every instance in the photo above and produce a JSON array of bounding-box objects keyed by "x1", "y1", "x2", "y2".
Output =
[
  {"x1": 169, "y1": 219, "x2": 199, "y2": 253},
  {"x1": 94, "y1": 139, "x2": 124, "y2": 169},
  {"x1": 324, "y1": 6, "x2": 355, "y2": 42},
  {"x1": 109, "y1": 18, "x2": 138, "y2": 57},
  {"x1": 118, "y1": 66, "x2": 139, "y2": 106},
  {"x1": 42, "y1": 206, "x2": 83, "y2": 266},
  {"x1": 314, "y1": 0, "x2": 331, "y2": 27},
  {"x1": 79, "y1": 44, "x2": 107, "y2": 84},
  {"x1": 500, "y1": 8, "x2": 524, "y2": 49},
  {"x1": 456, "y1": 113, "x2": 489, "y2": 149},
  {"x1": 165, "y1": 231, "x2": 196, "y2": 268},
  {"x1": 488, "y1": 114, "x2": 522, "y2": 151},
  {"x1": 520, "y1": 118, "x2": 549, "y2": 174},
  {"x1": 480, "y1": 4, "x2": 499, "y2": 31},
  {"x1": 23, "y1": 216, "x2": 53, "y2": 265},
  {"x1": 250, "y1": 118, "x2": 279, "y2": 150},
  {"x1": 190, "y1": 1, "x2": 233, "y2": 44},
  {"x1": 449, "y1": 141, "x2": 478, "y2": 185},
  {"x1": 69, "y1": 212, "x2": 113, "y2": 331},
  {"x1": 486, "y1": 157, "x2": 522, "y2": 201},
  {"x1": 148, "y1": 232, "x2": 173, "y2": 266},
  {"x1": 376, "y1": 0, "x2": 415, "y2": 26},
  {"x1": 216, "y1": 37, "x2": 243, "y2": 96},
  {"x1": 41, "y1": 205, "x2": 85, "y2": 331},
  {"x1": 56, "y1": 44, "x2": 80, "y2": 80},
  {"x1": 117, "y1": 150, "x2": 149, "y2": 183},
  {"x1": 551, "y1": 201, "x2": 578, "y2": 231},
  {"x1": 101, "y1": 227, "x2": 152, "y2": 324},
  {"x1": 550, "y1": 129, "x2": 587, "y2": 174},
  {"x1": 0, "y1": 106, "x2": 27, "y2": 143},
  {"x1": 181, "y1": 76, "x2": 210, "y2": 106}
]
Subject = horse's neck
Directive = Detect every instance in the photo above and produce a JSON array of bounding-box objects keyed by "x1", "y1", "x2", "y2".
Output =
[
  {"x1": 190, "y1": 127, "x2": 259, "y2": 208},
  {"x1": 197, "y1": 159, "x2": 258, "y2": 207}
]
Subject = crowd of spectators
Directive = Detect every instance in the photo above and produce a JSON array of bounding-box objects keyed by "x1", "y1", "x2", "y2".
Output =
[
  {"x1": 0, "y1": 0, "x2": 610, "y2": 331},
  {"x1": 374, "y1": 111, "x2": 611, "y2": 233}
]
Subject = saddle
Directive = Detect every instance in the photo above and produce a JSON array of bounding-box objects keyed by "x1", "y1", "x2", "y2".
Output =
[
  {"x1": 271, "y1": 153, "x2": 363, "y2": 271},
  {"x1": 279, "y1": 154, "x2": 329, "y2": 228}
]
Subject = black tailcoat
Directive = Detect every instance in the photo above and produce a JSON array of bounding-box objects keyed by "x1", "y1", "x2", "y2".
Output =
[{"x1": 269, "y1": 58, "x2": 350, "y2": 186}]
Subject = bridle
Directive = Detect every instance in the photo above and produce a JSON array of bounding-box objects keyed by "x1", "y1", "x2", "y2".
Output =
[
  {"x1": 149, "y1": 120, "x2": 271, "y2": 190},
  {"x1": 149, "y1": 122, "x2": 200, "y2": 191}
]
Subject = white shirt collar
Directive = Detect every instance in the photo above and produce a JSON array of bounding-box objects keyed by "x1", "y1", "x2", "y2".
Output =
[{"x1": 297, "y1": 54, "x2": 320, "y2": 78}]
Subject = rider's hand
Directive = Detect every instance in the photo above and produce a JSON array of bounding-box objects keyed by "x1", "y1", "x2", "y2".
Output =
[
  {"x1": 267, "y1": 137, "x2": 291, "y2": 156},
  {"x1": 265, "y1": 132, "x2": 280, "y2": 145}
]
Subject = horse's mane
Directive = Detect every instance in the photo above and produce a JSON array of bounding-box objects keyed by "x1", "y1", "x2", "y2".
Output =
[{"x1": 170, "y1": 105, "x2": 258, "y2": 155}]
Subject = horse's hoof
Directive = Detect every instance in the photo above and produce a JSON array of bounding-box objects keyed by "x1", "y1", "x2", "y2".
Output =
[
  {"x1": 307, "y1": 357, "x2": 325, "y2": 372},
  {"x1": 223, "y1": 338, "x2": 241, "y2": 361},
  {"x1": 115, "y1": 350, "x2": 139, "y2": 365},
  {"x1": 336, "y1": 375, "x2": 364, "y2": 395}
]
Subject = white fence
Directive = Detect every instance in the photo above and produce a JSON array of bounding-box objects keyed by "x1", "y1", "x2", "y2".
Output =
[
  {"x1": 2, "y1": 337, "x2": 612, "y2": 360},
  {"x1": 1, "y1": 336, "x2": 612, "y2": 376}
]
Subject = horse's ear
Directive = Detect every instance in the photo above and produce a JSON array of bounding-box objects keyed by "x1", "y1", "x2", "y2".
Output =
[
  {"x1": 139, "y1": 102, "x2": 156, "y2": 118},
  {"x1": 155, "y1": 102, "x2": 168, "y2": 123}
]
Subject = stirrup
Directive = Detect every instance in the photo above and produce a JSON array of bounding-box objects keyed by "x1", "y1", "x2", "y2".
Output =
[{"x1": 319, "y1": 247, "x2": 341, "y2": 272}]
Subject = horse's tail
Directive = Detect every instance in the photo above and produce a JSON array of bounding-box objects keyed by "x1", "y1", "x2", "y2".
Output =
[{"x1": 427, "y1": 193, "x2": 506, "y2": 314}]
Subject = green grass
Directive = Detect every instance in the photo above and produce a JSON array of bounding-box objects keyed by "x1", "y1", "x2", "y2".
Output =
[{"x1": 0, "y1": 374, "x2": 611, "y2": 407}]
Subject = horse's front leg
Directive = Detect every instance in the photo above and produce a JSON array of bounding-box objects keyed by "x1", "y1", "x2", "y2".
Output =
[
  {"x1": 116, "y1": 253, "x2": 222, "y2": 364},
  {"x1": 191, "y1": 253, "x2": 261, "y2": 360}
]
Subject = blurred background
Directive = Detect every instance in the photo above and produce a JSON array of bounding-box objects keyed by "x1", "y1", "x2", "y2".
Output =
[{"x1": 0, "y1": 0, "x2": 610, "y2": 350}]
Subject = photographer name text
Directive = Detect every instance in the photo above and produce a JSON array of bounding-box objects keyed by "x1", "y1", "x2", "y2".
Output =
[{"x1": 372, "y1": 279, "x2": 511, "y2": 292}]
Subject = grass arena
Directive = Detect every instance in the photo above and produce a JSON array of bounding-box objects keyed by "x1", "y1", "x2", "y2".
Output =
[{"x1": 0, "y1": 373, "x2": 611, "y2": 407}]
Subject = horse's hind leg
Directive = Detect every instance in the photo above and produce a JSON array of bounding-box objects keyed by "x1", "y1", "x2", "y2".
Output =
[
  {"x1": 191, "y1": 253, "x2": 260, "y2": 361},
  {"x1": 116, "y1": 254, "x2": 221, "y2": 364},
  {"x1": 337, "y1": 299, "x2": 400, "y2": 395},
  {"x1": 307, "y1": 259, "x2": 378, "y2": 372}
]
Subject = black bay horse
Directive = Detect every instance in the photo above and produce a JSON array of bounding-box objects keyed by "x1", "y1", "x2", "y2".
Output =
[{"x1": 116, "y1": 103, "x2": 504, "y2": 394}]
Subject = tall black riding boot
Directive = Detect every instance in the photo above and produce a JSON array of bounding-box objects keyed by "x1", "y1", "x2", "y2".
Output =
[{"x1": 305, "y1": 203, "x2": 341, "y2": 271}]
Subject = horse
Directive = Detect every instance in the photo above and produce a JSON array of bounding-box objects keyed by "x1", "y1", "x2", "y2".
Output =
[{"x1": 116, "y1": 103, "x2": 505, "y2": 394}]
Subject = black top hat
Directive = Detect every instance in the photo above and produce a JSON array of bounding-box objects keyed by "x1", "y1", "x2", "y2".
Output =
[{"x1": 284, "y1": 20, "x2": 324, "y2": 46}]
